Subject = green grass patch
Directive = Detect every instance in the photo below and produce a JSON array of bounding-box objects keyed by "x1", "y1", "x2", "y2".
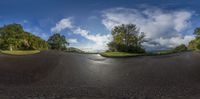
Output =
[
  {"x1": 100, "y1": 50, "x2": 189, "y2": 58},
  {"x1": 0, "y1": 50, "x2": 40, "y2": 55},
  {"x1": 100, "y1": 52, "x2": 143, "y2": 58},
  {"x1": 146, "y1": 50, "x2": 175, "y2": 56}
]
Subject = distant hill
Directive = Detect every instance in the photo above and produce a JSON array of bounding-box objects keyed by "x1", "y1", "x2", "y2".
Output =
[{"x1": 65, "y1": 47, "x2": 85, "y2": 53}]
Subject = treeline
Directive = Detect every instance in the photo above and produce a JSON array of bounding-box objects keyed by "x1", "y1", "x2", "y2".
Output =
[
  {"x1": 0, "y1": 23, "x2": 80, "y2": 52},
  {"x1": 188, "y1": 27, "x2": 200, "y2": 51},
  {"x1": 0, "y1": 24, "x2": 48, "y2": 51},
  {"x1": 107, "y1": 24, "x2": 200, "y2": 53},
  {"x1": 1, "y1": 23, "x2": 200, "y2": 53}
]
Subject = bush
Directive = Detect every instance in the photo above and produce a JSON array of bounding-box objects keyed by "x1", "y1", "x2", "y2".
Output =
[
  {"x1": 173, "y1": 44, "x2": 188, "y2": 52},
  {"x1": 107, "y1": 24, "x2": 146, "y2": 53},
  {"x1": 188, "y1": 38, "x2": 200, "y2": 51},
  {"x1": 0, "y1": 24, "x2": 49, "y2": 51},
  {"x1": 108, "y1": 42, "x2": 145, "y2": 53}
]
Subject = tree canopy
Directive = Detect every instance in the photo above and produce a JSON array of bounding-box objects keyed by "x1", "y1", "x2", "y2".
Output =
[
  {"x1": 47, "y1": 33, "x2": 69, "y2": 50},
  {"x1": 188, "y1": 38, "x2": 200, "y2": 51},
  {"x1": 188, "y1": 27, "x2": 200, "y2": 51},
  {"x1": 0, "y1": 23, "x2": 49, "y2": 51},
  {"x1": 173, "y1": 44, "x2": 187, "y2": 52},
  {"x1": 108, "y1": 24, "x2": 145, "y2": 53},
  {"x1": 194, "y1": 27, "x2": 200, "y2": 38}
]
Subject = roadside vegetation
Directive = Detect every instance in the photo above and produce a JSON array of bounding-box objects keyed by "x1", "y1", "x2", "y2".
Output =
[
  {"x1": 107, "y1": 24, "x2": 145, "y2": 53},
  {"x1": 0, "y1": 23, "x2": 84, "y2": 55},
  {"x1": 188, "y1": 27, "x2": 200, "y2": 51},
  {"x1": 101, "y1": 24, "x2": 193, "y2": 57},
  {"x1": 65, "y1": 47, "x2": 85, "y2": 53},
  {"x1": 0, "y1": 23, "x2": 200, "y2": 57},
  {"x1": 47, "y1": 33, "x2": 69, "y2": 50},
  {"x1": 0, "y1": 24, "x2": 48, "y2": 51},
  {"x1": 47, "y1": 33, "x2": 85, "y2": 53},
  {"x1": 101, "y1": 24, "x2": 146, "y2": 57},
  {"x1": 0, "y1": 50, "x2": 40, "y2": 55},
  {"x1": 146, "y1": 45, "x2": 188, "y2": 56},
  {"x1": 100, "y1": 52, "x2": 143, "y2": 57},
  {"x1": 0, "y1": 24, "x2": 48, "y2": 55}
]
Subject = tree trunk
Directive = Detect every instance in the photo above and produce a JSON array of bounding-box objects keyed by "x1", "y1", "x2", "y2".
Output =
[{"x1": 9, "y1": 45, "x2": 13, "y2": 51}]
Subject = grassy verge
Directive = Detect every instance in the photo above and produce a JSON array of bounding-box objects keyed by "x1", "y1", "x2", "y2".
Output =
[
  {"x1": 100, "y1": 50, "x2": 189, "y2": 58},
  {"x1": 100, "y1": 52, "x2": 144, "y2": 58},
  {"x1": 0, "y1": 50, "x2": 40, "y2": 55},
  {"x1": 145, "y1": 50, "x2": 175, "y2": 56}
]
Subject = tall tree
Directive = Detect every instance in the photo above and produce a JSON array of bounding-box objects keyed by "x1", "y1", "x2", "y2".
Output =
[
  {"x1": 0, "y1": 23, "x2": 49, "y2": 51},
  {"x1": 194, "y1": 27, "x2": 200, "y2": 38},
  {"x1": 108, "y1": 24, "x2": 145, "y2": 53},
  {"x1": 47, "y1": 33, "x2": 69, "y2": 50},
  {"x1": 173, "y1": 44, "x2": 187, "y2": 52},
  {"x1": 188, "y1": 27, "x2": 200, "y2": 51}
]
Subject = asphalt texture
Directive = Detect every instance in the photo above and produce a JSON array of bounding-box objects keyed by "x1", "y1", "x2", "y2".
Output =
[{"x1": 0, "y1": 51, "x2": 200, "y2": 99}]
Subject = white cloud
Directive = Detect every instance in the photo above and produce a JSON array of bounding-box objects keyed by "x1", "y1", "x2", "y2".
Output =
[
  {"x1": 72, "y1": 28, "x2": 111, "y2": 52},
  {"x1": 174, "y1": 11, "x2": 192, "y2": 32},
  {"x1": 51, "y1": 8, "x2": 195, "y2": 52},
  {"x1": 102, "y1": 7, "x2": 195, "y2": 50},
  {"x1": 51, "y1": 18, "x2": 73, "y2": 33},
  {"x1": 24, "y1": 27, "x2": 49, "y2": 40},
  {"x1": 143, "y1": 35, "x2": 195, "y2": 50},
  {"x1": 52, "y1": 18, "x2": 111, "y2": 52},
  {"x1": 68, "y1": 38, "x2": 78, "y2": 44}
]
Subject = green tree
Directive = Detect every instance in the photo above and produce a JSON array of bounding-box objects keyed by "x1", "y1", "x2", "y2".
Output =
[
  {"x1": 194, "y1": 27, "x2": 200, "y2": 38},
  {"x1": 47, "y1": 33, "x2": 69, "y2": 50},
  {"x1": 0, "y1": 23, "x2": 49, "y2": 51},
  {"x1": 108, "y1": 24, "x2": 145, "y2": 53},
  {"x1": 188, "y1": 38, "x2": 200, "y2": 51},
  {"x1": 173, "y1": 44, "x2": 187, "y2": 52},
  {"x1": 188, "y1": 27, "x2": 200, "y2": 51}
]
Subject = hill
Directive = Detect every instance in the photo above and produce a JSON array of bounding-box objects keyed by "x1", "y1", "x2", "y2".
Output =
[{"x1": 65, "y1": 47, "x2": 85, "y2": 53}]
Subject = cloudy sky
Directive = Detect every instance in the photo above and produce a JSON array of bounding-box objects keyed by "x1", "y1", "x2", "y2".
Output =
[{"x1": 0, "y1": 0, "x2": 200, "y2": 52}]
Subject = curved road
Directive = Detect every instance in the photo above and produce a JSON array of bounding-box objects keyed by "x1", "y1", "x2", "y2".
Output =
[{"x1": 0, "y1": 51, "x2": 200, "y2": 99}]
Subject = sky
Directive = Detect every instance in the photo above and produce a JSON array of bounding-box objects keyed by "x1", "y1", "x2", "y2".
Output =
[{"x1": 0, "y1": 0, "x2": 200, "y2": 52}]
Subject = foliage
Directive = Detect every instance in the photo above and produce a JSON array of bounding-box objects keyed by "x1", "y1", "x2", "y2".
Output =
[
  {"x1": 47, "y1": 33, "x2": 69, "y2": 50},
  {"x1": 101, "y1": 52, "x2": 143, "y2": 57},
  {"x1": 0, "y1": 50, "x2": 40, "y2": 55},
  {"x1": 152, "y1": 44, "x2": 187, "y2": 55},
  {"x1": 65, "y1": 47, "x2": 84, "y2": 53},
  {"x1": 108, "y1": 24, "x2": 145, "y2": 53},
  {"x1": 173, "y1": 44, "x2": 188, "y2": 52},
  {"x1": 188, "y1": 38, "x2": 200, "y2": 51},
  {"x1": 0, "y1": 23, "x2": 49, "y2": 51},
  {"x1": 188, "y1": 27, "x2": 200, "y2": 51},
  {"x1": 194, "y1": 27, "x2": 200, "y2": 38}
]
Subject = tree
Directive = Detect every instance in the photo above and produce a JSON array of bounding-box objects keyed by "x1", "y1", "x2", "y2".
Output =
[
  {"x1": 47, "y1": 33, "x2": 69, "y2": 50},
  {"x1": 194, "y1": 27, "x2": 200, "y2": 38},
  {"x1": 188, "y1": 27, "x2": 200, "y2": 51},
  {"x1": 173, "y1": 44, "x2": 187, "y2": 52},
  {"x1": 0, "y1": 23, "x2": 49, "y2": 51},
  {"x1": 108, "y1": 24, "x2": 145, "y2": 53},
  {"x1": 66, "y1": 47, "x2": 85, "y2": 53},
  {"x1": 188, "y1": 38, "x2": 200, "y2": 51}
]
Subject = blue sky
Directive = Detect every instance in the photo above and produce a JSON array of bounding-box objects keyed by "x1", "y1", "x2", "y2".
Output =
[{"x1": 0, "y1": 0, "x2": 200, "y2": 51}]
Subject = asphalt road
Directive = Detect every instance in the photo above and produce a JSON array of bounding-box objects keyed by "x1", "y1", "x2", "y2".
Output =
[{"x1": 0, "y1": 51, "x2": 200, "y2": 99}]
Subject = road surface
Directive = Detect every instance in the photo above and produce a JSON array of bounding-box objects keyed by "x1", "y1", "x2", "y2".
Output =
[{"x1": 0, "y1": 51, "x2": 200, "y2": 99}]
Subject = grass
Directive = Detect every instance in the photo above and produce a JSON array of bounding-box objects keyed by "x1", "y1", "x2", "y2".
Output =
[
  {"x1": 100, "y1": 50, "x2": 189, "y2": 58},
  {"x1": 146, "y1": 50, "x2": 175, "y2": 56},
  {"x1": 100, "y1": 52, "x2": 143, "y2": 58},
  {"x1": 0, "y1": 50, "x2": 40, "y2": 55}
]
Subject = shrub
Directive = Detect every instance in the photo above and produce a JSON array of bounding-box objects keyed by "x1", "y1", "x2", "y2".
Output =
[{"x1": 173, "y1": 44, "x2": 187, "y2": 52}]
